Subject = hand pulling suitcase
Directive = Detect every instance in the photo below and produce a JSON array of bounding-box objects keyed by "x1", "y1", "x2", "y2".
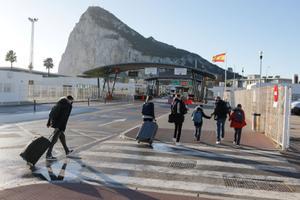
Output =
[
  {"x1": 20, "y1": 136, "x2": 51, "y2": 166},
  {"x1": 136, "y1": 121, "x2": 158, "y2": 145}
]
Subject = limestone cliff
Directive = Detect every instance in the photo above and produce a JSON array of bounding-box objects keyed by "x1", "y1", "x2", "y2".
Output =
[{"x1": 58, "y1": 6, "x2": 224, "y2": 77}]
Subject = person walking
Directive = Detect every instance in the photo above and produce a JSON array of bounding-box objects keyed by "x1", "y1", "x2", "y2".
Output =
[
  {"x1": 229, "y1": 104, "x2": 247, "y2": 146},
  {"x1": 211, "y1": 96, "x2": 230, "y2": 144},
  {"x1": 171, "y1": 94, "x2": 187, "y2": 145},
  {"x1": 142, "y1": 95, "x2": 155, "y2": 122},
  {"x1": 46, "y1": 95, "x2": 74, "y2": 160},
  {"x1": 191, "y1": 105, "x2": 211, "y2": 141}
]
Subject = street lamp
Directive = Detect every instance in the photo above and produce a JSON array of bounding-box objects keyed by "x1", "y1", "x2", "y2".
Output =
[
  {"x1": 28, "y1": 17, "x2": 38, "y2": 71},
  {"x1": 259, "y1": 51, "x2": 263, "y2": 87}
]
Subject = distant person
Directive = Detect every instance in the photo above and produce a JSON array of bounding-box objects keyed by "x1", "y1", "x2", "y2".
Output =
[
  {"x1": 171, "y1": 94, "x2": 187, "y2": 145},
  {"x1": 191, "y1": 105, "x2": 211, "y2": 141},
  {"x1": 142, "y1": 95, "x2": 155, "y2": 122},
  {"x1": 46, "y1": 95, "x2": 74, "y2": 160},
  {"x1": 229, "y1": 104, "x2": 247, "y2": 146},
  {"x1": 211, "y1": 96, "x2": 230, "y2": 144}
]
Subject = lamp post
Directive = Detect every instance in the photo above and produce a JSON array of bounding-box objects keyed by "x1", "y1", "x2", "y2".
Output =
[
  {"x1": 259, "y1": 51, "x2": 263, "y2": 87},
  {"x1": 28, "y1": 17, "x2": 38, "y2": 71}
]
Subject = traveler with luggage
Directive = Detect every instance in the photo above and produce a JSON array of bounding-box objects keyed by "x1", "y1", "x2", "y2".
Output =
[
  {"x1": 141, "y1": 95, "x2": 155, "y2": 122},
  {"x1": 171, "y1": 94, "x2": 187, "y2": 145},
  {"x1": 136, "y1": 95, "x2": 157, "y2": 146},
  {"x1": 46, "y1": 95, "x2": 74, "y2": 160},
  {"x1": 211, "y1": 96, "x2": 230, "y2": 144},
  {"x1": 229, "y1": 104, "x2": 247, "y2": 146},
  {"x1": 191, "y1": 105, "x2": 211, "y2": 141}
]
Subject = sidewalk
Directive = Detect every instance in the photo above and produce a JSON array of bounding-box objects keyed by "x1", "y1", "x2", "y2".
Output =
[
  {"x1": 126, "y1": 109, "x2": 277, "y2": 151},
  {"x1": 0, "y1": 183, "x2": 212, "y2": 200}
]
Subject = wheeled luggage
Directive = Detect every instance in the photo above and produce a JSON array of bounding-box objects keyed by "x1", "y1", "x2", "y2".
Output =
[
  {"x1": 20, "y1": 136, "x2": 51, "y2": 166},
  {"x1": 136, "y1": 121, "x2": 158, "y2": 145}
]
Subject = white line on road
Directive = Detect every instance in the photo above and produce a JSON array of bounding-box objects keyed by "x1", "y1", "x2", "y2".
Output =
[
  {"x1": 80, "y1": 172, "x2": 300, "y2": 200},
  {"x1": 98, "y1": 118, "x2": 127, "y2": 127},
  {"x1": 93, "y1": 144, "x2": 288, "y2": 163},
  {"x1": 84, "y1": 159, "x2": 300, "y2": 185},
  {"x1": 81, "y1": 151, "x2": 298, "y2": 173}
]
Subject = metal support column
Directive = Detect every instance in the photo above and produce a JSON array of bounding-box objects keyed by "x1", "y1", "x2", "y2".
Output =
[
  {"x1": 156, "y1": 79, "x2": 159, "y2": 97},
  {"x1": 192, "y1": 72, "x2": 197, "y2": 101},
  {"x1": 97, "y1": 77, "x2": 100, "y2": 99},
  {"x1": 111, "y1": 72, "x2": 118, "y2": 96},
  {"x1": 200, "y1": 77, "x2": 206, "y2": 102}
]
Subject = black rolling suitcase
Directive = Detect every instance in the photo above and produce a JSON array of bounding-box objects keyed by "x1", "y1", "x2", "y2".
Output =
[
  {"x1": 136, "y1": 121, "x2": 158, "y2": 145},
  {"x1": 20, "y1": 136, "x2": 51, "y2": 166}
]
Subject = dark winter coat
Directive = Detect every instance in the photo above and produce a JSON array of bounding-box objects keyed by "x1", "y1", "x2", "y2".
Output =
[
  {"x1": 229, "y1": 108, "x2": 247, "y2": 129},
  {"x1": 171, "y1": 98, "x2": 187, "y2": 124},
  {"x1": 47, "y1": 98, "x2": 73, "y2": 131},
  {"x1": 142, "y1": 101, "x2": 155, "y2": 119},
  {"x1": 212, "y1": 100, "x2": 230, "y2": 120}
]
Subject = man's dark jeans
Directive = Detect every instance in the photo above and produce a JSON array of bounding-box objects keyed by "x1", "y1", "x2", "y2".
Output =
[
  {"x1": 216, "y1": 118, "x2": 226, "y2": 141},
  {"x1": 46, "y1": 128, "x2": 69, "y2": 157}
]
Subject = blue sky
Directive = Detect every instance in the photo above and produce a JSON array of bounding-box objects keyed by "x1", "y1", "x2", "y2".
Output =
[{"x1": 0, "y1": 0, "x2": 299, "y2": 78}]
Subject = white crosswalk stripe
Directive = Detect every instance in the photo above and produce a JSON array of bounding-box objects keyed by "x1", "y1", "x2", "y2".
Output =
[
  {"x1": 77, "y1": 139, "x2": 300, "y2": 199},
  {"x1": 94, "y1": 144, "x2": 289, "y2": 163}
]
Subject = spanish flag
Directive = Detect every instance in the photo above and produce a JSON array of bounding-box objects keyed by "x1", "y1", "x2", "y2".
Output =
[{"x1": 212, "y1": 53, "x2": 226, "y2": 62}]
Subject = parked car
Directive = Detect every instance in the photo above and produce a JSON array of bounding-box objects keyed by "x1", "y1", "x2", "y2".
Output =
[{"x1": 291, "y1": 101, "x2": 300, "y2": 115}]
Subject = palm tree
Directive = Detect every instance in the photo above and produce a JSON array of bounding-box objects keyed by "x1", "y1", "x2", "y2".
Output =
[
  {"x1": 5, "y1": 50, "x2": 17, "y2": 69},
  {"x1": 43, "y1": 58, "x2": 54, "y2": 76}
]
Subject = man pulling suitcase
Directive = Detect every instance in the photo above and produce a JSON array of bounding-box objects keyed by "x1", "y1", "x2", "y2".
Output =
[
  {"x1": 20, "y1": 95, "x2": 74, "y2": 166},
  {"x1": 46, "y1": 95, "x2": 74, "y2": 160}
]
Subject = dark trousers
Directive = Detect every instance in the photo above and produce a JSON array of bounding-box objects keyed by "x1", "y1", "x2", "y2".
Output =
[
  {"x1": 46, "y1": 128, "x2": 69, "y2": 157},
  {"x1": 194, "y1": 122, "x2": 203, "y2": 141},
  {"x1": 216, "y1": 118, "x2": 226, "y2": 141},
  {"x1": 234, "y1": 128, "x2": 242, "y2": 145},
  {"x1": 174, "y1": 123, "x2": 183, "y2": 142}
]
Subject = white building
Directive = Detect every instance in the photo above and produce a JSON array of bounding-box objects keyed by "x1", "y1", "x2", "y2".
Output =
[{"x1": 0, "y1": 67, "x2": 99, "y2": 104}]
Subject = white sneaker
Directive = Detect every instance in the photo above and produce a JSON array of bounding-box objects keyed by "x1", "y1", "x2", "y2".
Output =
[
  {"x1": 216, "y1": 141, "x2": 220, "y2": 144},
  {"x1": 175, "y1": 142, "x2": 182, "y2": 146}
]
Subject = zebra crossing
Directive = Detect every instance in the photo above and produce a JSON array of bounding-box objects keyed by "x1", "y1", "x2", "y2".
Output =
[{"x1": 72, "y1": 138, "x2": 300, "y2": 200}]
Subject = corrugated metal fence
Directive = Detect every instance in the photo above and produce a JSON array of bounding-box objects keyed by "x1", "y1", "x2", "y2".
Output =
[{"x1": 225, "y1": 85, "x2": 291, "y2": 149}]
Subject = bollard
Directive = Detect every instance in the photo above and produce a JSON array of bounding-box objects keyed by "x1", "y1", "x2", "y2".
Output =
[
  {"x1": 252, "y1": 113, "x2": 261, "y2": 132},
  {"x1": 33, "y1": 100, "x2": 36, "y2": 112}
]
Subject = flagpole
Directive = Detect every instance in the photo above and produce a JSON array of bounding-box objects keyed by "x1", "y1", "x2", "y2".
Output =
[{"x1": 224, "y1": 52, "x2": 227, "y2": 99}]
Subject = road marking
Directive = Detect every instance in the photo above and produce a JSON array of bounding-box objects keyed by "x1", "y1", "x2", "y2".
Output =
[
  {"x1": 15, "y1": 124, "x2": 35, "y2": 137},
  {"x1": 103, "y1": 140, "x2": 282, "y2": 156},
  {"x1": 93, "y1": 144, "x2": 288, "y2": 163},
  {"x1": 81, "y1": 151, "x2": 298, "y2": 173},
  {"x1": 98, "y1": 118, "x2": 127, "y2": 127},
  {"x1": 84, "y1": 159, "x2": 300, "y2": 185},
  {"x1": 80, "y1": 172, "x2": 300, "y2": 200},
  {"x1": 70, "y1": 129, "x2": 100, "y2": 140}
]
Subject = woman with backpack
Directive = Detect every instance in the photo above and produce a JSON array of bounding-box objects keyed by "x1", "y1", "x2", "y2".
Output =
[
  {"x1": 229, "y1": 104, "x2": 247, "y2": 146},
  {"x1": 141, "y1": 95, "x2": 155, "y2": 122},
  {"x1": 191, "y1": 105, "x2": 211, "y2": 141}
]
